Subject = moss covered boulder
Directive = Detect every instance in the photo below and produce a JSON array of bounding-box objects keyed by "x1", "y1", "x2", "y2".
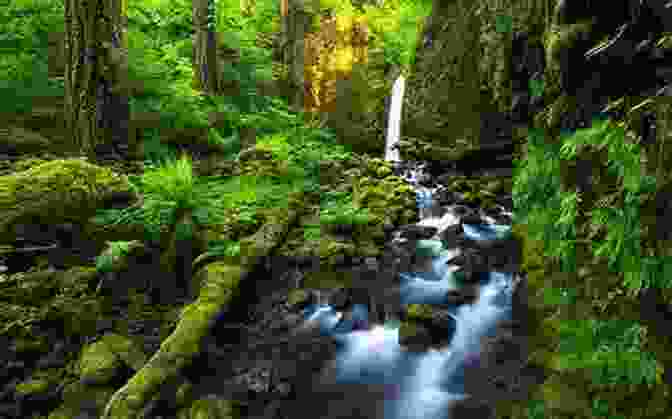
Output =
[
  {"x1": 79, "y1": 333, "x2": 147, "y2": 385},
  {"x1": 177, "y1": 396, "x2": 244, "y2": 419},
  {"x1": 0, "y1": 158, "x2": 138, "y2": 244}
]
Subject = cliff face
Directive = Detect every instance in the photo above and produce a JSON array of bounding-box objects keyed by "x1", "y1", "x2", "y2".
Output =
[{"x1": 402, "y1": 0, "x2": 551, "y2": 156}]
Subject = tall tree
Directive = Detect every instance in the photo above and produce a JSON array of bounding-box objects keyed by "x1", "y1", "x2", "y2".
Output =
[
  {"x1": 193, "y1": 0, "x2": 220, "y2": 95},
  {"x1": 284, "y1": 0, "x2": 315, "y2": 112},
  {"x1": 64, "y1": 0, "x2": 130, "y2": 162}
]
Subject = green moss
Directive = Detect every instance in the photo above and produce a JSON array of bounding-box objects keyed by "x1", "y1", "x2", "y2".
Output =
[
  {"x1": 178, "y1": 397, "x2": 240, "y2": 419},
  {"x1": 97, "y1": 333, "x2": 147, "y2": 372},
  {"x1": 15, "y1": 378, "x2": 50, "y2": 395},
  {"x1": 79, "y1": 338, "x2": 123, "y2": 385},
  {"x1": 405, "y1": 304, "x2": 434, "y2": 321},
  {"x1": 176, "y1": 381, "x2": 194, "y2": 408},
  {"x1": 0, "y1": 158, "x2": 134, "y2": 240},
  {"x1": 287, "y1": 289, "x2": 310, "y2": 307}
]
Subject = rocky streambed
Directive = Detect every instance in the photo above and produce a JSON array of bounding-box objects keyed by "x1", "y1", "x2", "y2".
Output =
[{"x1": 0, "y1": 150, "x2": 537, "y2": 419}]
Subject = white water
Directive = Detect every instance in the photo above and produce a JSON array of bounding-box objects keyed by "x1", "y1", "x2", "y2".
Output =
[{"x1": 384, "y1": 75, "x2": 406, "y2": 163}]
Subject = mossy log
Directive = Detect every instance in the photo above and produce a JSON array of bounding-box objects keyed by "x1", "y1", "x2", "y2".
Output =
[{"x1": 100, "y1": 191, "x2": 307, "y2": 419}]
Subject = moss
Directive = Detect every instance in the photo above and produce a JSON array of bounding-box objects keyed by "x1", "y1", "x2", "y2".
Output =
[
  {"x1": 12, "y1": 335, "x2": 50, "y2": 354},
  {"x1": 405, "y1": 304, "x2": 434, "y2": 321},
  {"x1": 178, "y1": 397, "x2": 239, "y2": 419},
  {"x1": 175, "y1": 381, "x2": 193, "y2": 408},
  {"x1": 287, "y1": 289, "x2": 310, "y2": 307},
  {"x1": 51, "y1": 383, "x2": 117, "y2": 419},
  {"x1": 15, "y1": 378, "x2": 51, "y2": 395},
  {"x1": 97, "y1": 333, "x2": 147, "y2": 372},
  {"x1": 79, "y1": 338, "x2": 124, "y2": 385},
  {"x1": 0, "y1": 158, "x2": 136, "y2": 242},
  {"x1": 302, "y1": 270, "x2": 354, "y2": 290},
  {"x1": 540, "y1": 373, "x2": 592, "y2": 416},
  {"x1": 375, "y1": 165, "x2": 392, "y2": 178}
]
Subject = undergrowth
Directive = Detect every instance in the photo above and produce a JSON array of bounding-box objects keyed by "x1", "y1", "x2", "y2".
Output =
[{"x1": 514, "y1": 117, "x2": 668, "y2": 418}]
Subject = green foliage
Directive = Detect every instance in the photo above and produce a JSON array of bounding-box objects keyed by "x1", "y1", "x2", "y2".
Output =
[
  {"x1": 558, "y1": 118, "x2": 670, "y2": 295},
  {"x1": 513, "y1": 128, "x2": 576, "y2": 272},
  {"x1": 0, "y1": 0, "x2": 64, "y2": 113},
  {"x1": 320, "y1": 191, "x2": 371, "y2": 225},
  {"x1": 526, "y1": 399, "x2": 546, "y2": 419},
  {"x1": 95, "y1": 241, "x2": 135, "y2": 273},
  {"x1": 554, "y1": 319, "x2": 660, "y2": 387},
  {"x1": 303, "y1": 224, "x2": 321, "y2": 242},
  {"x1": 202, "y1": 239, "x2": 242, "y2": 259},
  {"x1": 362, "y1": 0, "x2": 432, "y2": 70}
]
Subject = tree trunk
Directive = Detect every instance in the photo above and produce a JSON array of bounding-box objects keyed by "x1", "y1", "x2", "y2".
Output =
[
  {"x1": 64, "y1": 0, "x2": 130, "y2": 162},
  {"x1": 285, "y1": 0, "x2": 314, "y2": 112},
  {"x1": 193, "y1": 0, "x2": 220, "y2": 95}
]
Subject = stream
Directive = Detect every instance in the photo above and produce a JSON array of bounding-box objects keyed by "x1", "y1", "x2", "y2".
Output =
[{"x1": 292, "y1": 74, "x2": 515, "y2": 418}]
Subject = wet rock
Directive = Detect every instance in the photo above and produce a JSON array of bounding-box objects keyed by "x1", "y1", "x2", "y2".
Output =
[
  {"x1": 460, "y1": 213, "x2": 485, "y2": 225},
  {"x1": 395, "y1": 224, "x2": 438, "y2": 241},
  {"x1": 434, "y1": 189, "x2": 464, "y2": 206},
  {"x1": 483, "y1": 206, "x2": 502, "y2": 218},
  {"x1": 328, "y1": 288, "x2": 351, "y2": 309},
  {"x1": 446, "y1": 396, "x2": 495, "y2": 419},
  {"x1": 445, "y1": 285, "x2": 479, "y2": 305},
  {"x1": 398, "y1": 321, "x2": 434, "y2": 351},
  {"x1": 439, "y1": 224, "x2": 464, "y2": 249},
  {"x1": 492, "y1": 212, "x2": 513, "y2": 225},
  {"x1": 496, "y1": 194, "x2": 513, "y2": 210},
  {"x1": 452, "y1": 267, "x2": 489, "y2": 284}
]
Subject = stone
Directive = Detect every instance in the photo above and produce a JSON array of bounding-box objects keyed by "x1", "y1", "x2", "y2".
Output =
[
  {"x1": 395, "y1": 224, "x2": 438, "y2": 240},
  {"x1": 439, "y1": 224, "x2": 464, "y2": 249},
  {"x1": 445, "y1": 285, "x2": 479, "y2": 305},
  {"x1": 460, "y1": 213, "x2": 485, "y2": 225},
  {"x1": 328, "y1": 288, "x2": 350, "y2": 309},
  {"x1": 415, "y1": 239, "x2": 444, "y2": 257}
]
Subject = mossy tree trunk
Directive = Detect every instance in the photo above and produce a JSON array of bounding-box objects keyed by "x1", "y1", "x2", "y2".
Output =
[
  {"x1": 285, "y1": 0, "x2": 314, "y2": 112},
  {"x1": 100, "y1": 192, "x2": 309, "y2": 419},
  {"x1": 64, "y1": 0, "x2": 130, "y2": 161},
  {"x1": 193, "y1": 0, "x2": 220, "y2": 95}
]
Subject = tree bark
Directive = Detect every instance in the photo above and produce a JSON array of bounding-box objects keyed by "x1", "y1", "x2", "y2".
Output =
[
  {"x1": 285, "y1": 0, "x2": 314, "y2": 112},
  {"x1": 193, "y1": 0, "x2": 220, "y2": 95},
  {"x1": 64, "y1": 0, "x2": 130, "y2": 162}
]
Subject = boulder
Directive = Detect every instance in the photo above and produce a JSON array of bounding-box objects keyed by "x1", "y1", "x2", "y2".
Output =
[{"x1": 0, "y1": 159, "x2": 138, "y2": 244}]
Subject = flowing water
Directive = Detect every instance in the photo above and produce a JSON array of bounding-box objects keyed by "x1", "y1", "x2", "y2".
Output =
[{"x1": 296, "y1": 76, "x2": 515, "y2": 418}]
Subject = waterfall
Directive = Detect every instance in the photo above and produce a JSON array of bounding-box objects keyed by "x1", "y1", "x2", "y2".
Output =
[{"x1": 384, "y1": 75, "x2": 406, "y2": 163}]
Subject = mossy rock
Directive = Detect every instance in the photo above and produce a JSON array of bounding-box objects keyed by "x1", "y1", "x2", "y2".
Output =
[
  {"x1": 177, "y1": 396, "x2": 242, "y2": 419},
  {"x1": 318, "y1": 237, "x2": 358, "y2": 263},
  {"x1": 176, "y1": 380, "x2": 194, "y2": 408},
  {"x1": 12, "y1": 336, "x2": 50, "y2": 354},
  {"x1": 405, "y1": 304, "x2": 434, "y2": 321},
  {"x1": 15, "y1": 378, "x2": 51, "y2": 396},
  {"x1": 483, "y1": 180, "x2": 505, "y2": 194},
  {"x1": 78, "y1": 337, "x2": 125, "y2": 385},
  {"x1": 540, "y1": 373, "x2": 592, "y2": 416},
  {"x1": 415, "y1": 240, "x2": 444, "y2": 257},
  {"x1": 302, "y1": 270, "x2": 355, "y2": 290},
  {"x1": 49, "y1": 382, "x2": 117, "y2": 419},
  {"x1": 287, "y1": 289, "x2": 311, "y2": 308},
  {"x1": 0, "y1": 158, "x2": 137, "y2": 242}
]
